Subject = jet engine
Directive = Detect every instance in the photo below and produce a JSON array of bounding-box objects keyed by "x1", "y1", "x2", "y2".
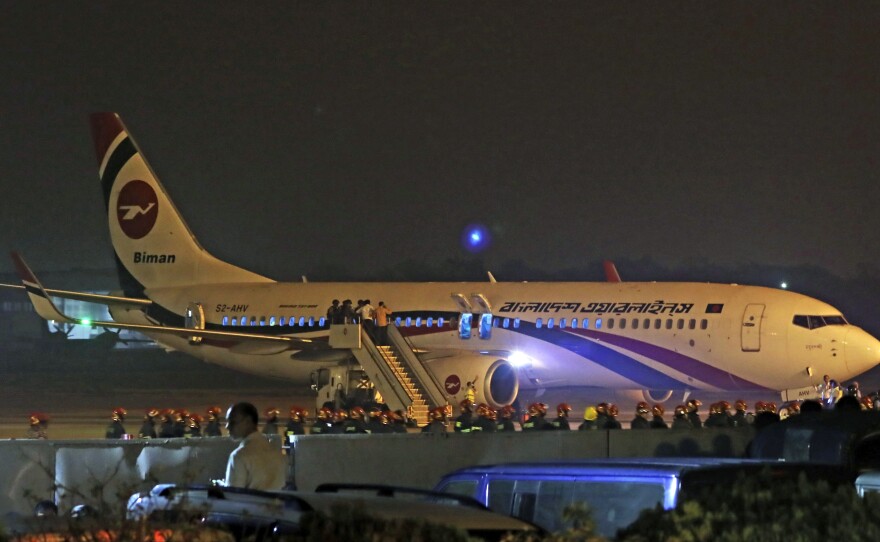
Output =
[{"x1": 422, "y1": 354, "x2": 519, "y2": 408}]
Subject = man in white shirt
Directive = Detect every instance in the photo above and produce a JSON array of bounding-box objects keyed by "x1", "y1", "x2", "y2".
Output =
[{"x1": 224, "y1": 402, "x2": 286, "y2": 491}]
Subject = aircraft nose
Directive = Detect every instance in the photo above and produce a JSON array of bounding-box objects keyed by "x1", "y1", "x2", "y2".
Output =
[{"x1": 846, "y1": 327, "x2": 880, "y2": 374}]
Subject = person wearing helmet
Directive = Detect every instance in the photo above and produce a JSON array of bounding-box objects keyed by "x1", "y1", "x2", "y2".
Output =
[
  {"x1": 730, "y1": 399, "x2": 748, "y2": 428},
  {"x1": 604, "y1": 404, "x2": 622, "y2": 429},
  {"x1": 704, "y1": 402, "x2": 730, "y2": 428},
  {"x1": 364, "y1": 406, "x2": 384, "y2": 434},
  {"x1": 205, "y1": 406, "x2": 223, "y2": 437},
  {"x1": 649, "y1": 404, "x2": 668, "y2": 429},
  {"x1": 671, "y1": 405, "x2": 692, "y2": 429},
  {"x1": 105, "y1": 408, "x2": 127, "y2": 439},
  {"x1": 454, "y1": 400, "x2": 475, "y2": 433},
  {"x1": 522, "y1": 403, "x2": 551, "y2": 431},
  {"x1": 27, "y1": 413, "x2": 49, "y2": 439},
  {"x1": 138, "y1": 408, "x2": 159, "y2": 439},
  {"x1": 595, "y1": 402, "x2": 610, "y2": 429},
  {"x1": 630, "y1": 402, "x2": 651, "y2": 430},
  {"x1": 754, "y1": 401, "x2": 780, "y2": 430},
  {"x1": 497, "y1": 405, "x2": 518, "y2": 432},
  {"x1": 390, "y1": 410, "x2": 409, "y2": 433},
  {"x1": 262, "y1": 407, "x2": 280, "y2": 436},
  {"x1": 310, "y1": 407, "x2": 334, "y2": 435},
  {"x1": 185, "y1": 414, "x2": 203, "y2": 437},
  {"x1": 422, "y1": 407, "x2": 448, "y2": 433},
  {"x1": 345, "y1": 406, "x2": 368, "y2": 434},
  {"x1": 169, "y1": 409, "x2": 186, "y2": 437},
  {"x1": 685, "y1": 399, "x2": 703, "y2": 428},
  {"x1": 472, "y1": 403, "x2": 496, "y2": 433},
  {"x1": 286, "y1": 407, "x2": 308, "y2": 437},
  {"x1": 158, "y1": 409, "x2": 175, "y2": 438},
  {"x1": 578, "y1": 406, "x2": 598, "y2": 430},
  {"x1": 329, "y1": 408, "x2": 349, "y2": 434},
  {"x1": 551, "y1": 403, "x2": 572, "y2": 431}
]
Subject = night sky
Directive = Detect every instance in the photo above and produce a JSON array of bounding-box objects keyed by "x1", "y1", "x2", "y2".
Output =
[{"x1": 2, "y1": 3, "x2": 879, "y2": 280}]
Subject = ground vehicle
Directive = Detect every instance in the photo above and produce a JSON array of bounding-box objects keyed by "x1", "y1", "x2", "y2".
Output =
[
  {"x1": 127, "y1": 483, "x2": 541, "y2": 541},
  {"x1": 433, "y1": 458, "x2": 852, "y2": 537}
]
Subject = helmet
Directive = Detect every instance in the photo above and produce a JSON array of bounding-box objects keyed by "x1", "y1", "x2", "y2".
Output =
[
  {"x1": 499, "y1": 405, "x2": 515, "y2": 419},
  {"x1": 207, "y1": 406, "x2": 222, "y2": 417},
  {"x1": 734, "y1": 399, "x2": 747, "y2": 412},
  {"x1": 459, "y1": 399, "x2": 473, "y2": 412},
  {"x1": 788, "y1": 402, "x2": 800, "y2": 414},
  {"x1": 317, "y1": 407, "x2": 333, "y2": 420},
  {"x1": 188, "y1": 414, "x2": 203, "y2": 428},
  {"x1": 368, "y1": 406, "x2": 383, "y2": 419},
  {"x1": 112, "y1": 407, "x2": 127, "y2": 421},
  {"x1": 651, "y1": 404, "x2": 664, "y2": 417},
  {"x1": 718, "y1": 401, "x2": 731, "y2": 412},
  {"x1": 862, "y1": 396, "x2": 874, "y2": 410},
  {"x1": 29, "y1": 412, "x2": 48, "y2": 425},
  {"x1": 333, "y1": 409, "x2": 348, "y2": 422},
  {"x1": 264, "y1": 407, "x2": 280, "y2": 419},
  {"x1": 674, "y1": 405, "x2": 687, "y2": 417},
  {"x1": 686, "y1": 399, "x2": 701, "y2": 412},
  {"x1": 755, "y1": 401, "x2": 766, "y2": 413},
  {"x1": 765, "y1": 401, "x2": 777, "y2": 413},
  {"x1": 636, "y1": 401, "x2": 649, "y2": 414},
  {"x1": 350, "y1": 406, "x2": 366, "y2": 420},
  {"x1": 596, "y1": 402, "x2": 608, "y2": 415},
  {"x1": 536, "y1": 403, "x2": 548, "y2": 415},
  {"x1": 486, "y1": 408, "x2": 497, "y2": 421},
  {"x1": 607, "y1": 404, "x2": 619, "y2": 417},
  {"x1": 379, "y1": 411, "x2": 391, "y2": 425},
  {"x1": 146, "y1": 408, "x2": 160, "y2": 419},
  {"x1": 583, "y1": 406, "x2": 598, "y2": 421},
  {"x1": 557, "y1": 403, "x2": 572, "y2": 416},
  {"x1": 430, "y1": 407, "x2": 446, "y2": 421},
  {"x1": 709, "y1": 402, "x2": 722, "y2": 415}
]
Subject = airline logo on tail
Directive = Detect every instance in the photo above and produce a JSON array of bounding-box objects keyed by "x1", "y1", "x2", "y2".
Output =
[{"x1": 117, "y1": 180, "x2": 159, "y2": 239}]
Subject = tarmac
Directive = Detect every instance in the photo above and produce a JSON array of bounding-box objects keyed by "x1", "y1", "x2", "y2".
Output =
[{"x1": 0, "y1": 346, "x2": 312, "y2": 440}]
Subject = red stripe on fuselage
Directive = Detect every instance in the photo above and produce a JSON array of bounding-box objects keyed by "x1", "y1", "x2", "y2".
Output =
[{"x1": 89, "y1": 113, "x2": 125, "y2": 165}]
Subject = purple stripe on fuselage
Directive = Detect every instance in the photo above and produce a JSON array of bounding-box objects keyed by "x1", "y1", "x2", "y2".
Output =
[{"x1": 566, "y1": 328, "x2": 765, "y2": 390}]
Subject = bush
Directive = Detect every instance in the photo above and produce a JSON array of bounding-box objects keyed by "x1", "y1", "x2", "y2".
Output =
[{"x1": 616, "y1": 468, "x2": 880, "y2": 542}]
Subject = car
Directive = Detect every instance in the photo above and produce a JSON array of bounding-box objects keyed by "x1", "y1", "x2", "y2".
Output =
[
  {"x1": 126, "y1": 483, "x2": 542, "y2": 541},
  {"x1": 433, "y1": 457, "x2": 852, "y2": 538}
]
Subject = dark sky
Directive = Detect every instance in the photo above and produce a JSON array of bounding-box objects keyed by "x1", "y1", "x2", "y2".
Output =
[{"x1": 2, "y1": 3, "x2": 880, "y2": 280}]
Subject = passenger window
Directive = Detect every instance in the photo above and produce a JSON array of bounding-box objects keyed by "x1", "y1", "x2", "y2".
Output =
[
  {"x1": 514, "y1": 318, "x2": 521, "y2": 329},
  {"x1": 620, "y1": 319, "x2": 626, "y2": 330},
  {"x1": 654, "y1": 319, "x2": 661, "y2": 330},
  {"x1": 571, "y1": 318, "x2": 578, "y2": 328},
  {"x1": 222, "y1": 316, "x2": 228, "y2": 326},
  {"x1": 583, "y1": 319, "x2": 590, "y2": 329},
  {"x1": 596, "y1": 318, "x2": 602, "y2": 329},
  {"x1": 415, "y1": 317, "x2": 422, "y2": 328},
  {"x1": 644, "y1": 318, "x2": 651, "y2": 329},
  {"x1": 536, "y1": 318, "x2": 543, "y2": 329},
  {"x1": 608, "y1": 319, "x2": 614, "y2": 329},
  {"x1": 231, "y1": 317, "x2": 238, "y2": 326},
  {"x1": 308, "y1": 317, "x2": 314, "y2": 327},
  {"x1": 279, "y1": 317, "x2": 287, "y2": 326},
  {"x1": 269, "y1": 316, "x2": 276, "y2": 326},
  {"x1": 666, "y1": 319, "x2": 673, "y2": 330},
  {"x1": 493, "y1": 317, "x2": 499, "y2": 327},
  {"x1": 406, "y1": 317, "x2": 412, "y2": 327},
  {"x1": 438, "y1": 317, "x2": 445, "y2": 327},
  {"x1": 319, "y1": 317, "x2": 325, "y2": 326},
  {"x1": 560, "y1": 318, "x2": 566, "y2": 328},
  {"x1": 260, "y1": 317, "x2": 267, "y2": 326},
  {"x1": 250, "y1": 317, "x2": 257, "y2": 326},
  {"x1": 299, "y1": 317, "x2": 305, "y2": 326},
  {"x1": 632, "y1": 319, "x2": 639, "y2": 330},
  {"x1": 677, "y1": 319, "x2": 684, "y2": 330},
  {"x1": 700, "y1": 319, "x2": 707, "y2": 330},
  {"x1": 503, "y1": 318, "x2": 510, "y2": 329},
  {"x1": 688, "y1": 319, "x2": 696, "y2": 330},
  {"x1": 395, "y1": 317, "x2": 402, "y2": 327},
  {"x1": 547, "y1": 318, "x2": 554, "y2": 329}
]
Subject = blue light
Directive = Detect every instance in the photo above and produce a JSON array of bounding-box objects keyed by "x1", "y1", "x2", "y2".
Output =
[{"x1": 461, "y1": 223, "x2": 491, "y2": 253}]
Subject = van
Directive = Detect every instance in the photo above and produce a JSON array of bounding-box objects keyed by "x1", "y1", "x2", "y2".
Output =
[{"x1": 434, "y1": 458, "x2": 850, "y2": 537}]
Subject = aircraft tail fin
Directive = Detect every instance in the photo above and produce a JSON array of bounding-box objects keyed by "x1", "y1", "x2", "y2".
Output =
[
  {"x1": 603, "y1": 260, "x2": 622, "y2": 283},
  {"x1": 89, "y1": 113, "x2": 272, "y2": 297}
]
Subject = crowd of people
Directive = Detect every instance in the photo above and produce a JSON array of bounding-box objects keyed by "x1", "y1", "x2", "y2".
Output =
[{"x1": 24, "y1": 373, "x2": 877, "y2": 439}]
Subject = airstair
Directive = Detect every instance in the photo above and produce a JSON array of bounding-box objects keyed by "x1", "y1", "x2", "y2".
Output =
[{"x1": 327, "y1": 324, "x2": 447, "y2": 426}]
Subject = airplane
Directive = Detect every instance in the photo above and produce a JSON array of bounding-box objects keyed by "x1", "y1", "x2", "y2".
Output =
[{"x1": 7, "y1": 112, "x2": 880, "y2": 416}]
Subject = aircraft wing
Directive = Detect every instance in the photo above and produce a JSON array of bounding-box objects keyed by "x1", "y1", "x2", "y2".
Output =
[
  {"x1": 10, "y1": 252, "x2": 326, "y2": 351},
  {"x1": 0, "y1": 282, "x2": 152, "y2": 308}
]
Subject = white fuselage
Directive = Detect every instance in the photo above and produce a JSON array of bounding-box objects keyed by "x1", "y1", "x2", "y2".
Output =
[{"x1": 111, "y1": 280, "x2": 880, "y2": 395}]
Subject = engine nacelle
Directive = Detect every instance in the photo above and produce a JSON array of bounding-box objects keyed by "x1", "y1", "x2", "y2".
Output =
[{"x1": 423, "y1": 354, "x2": 519, "y2": 409}]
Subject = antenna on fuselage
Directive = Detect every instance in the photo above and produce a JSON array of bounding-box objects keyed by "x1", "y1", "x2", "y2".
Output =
[{"x1": 487, "y1": 272, "x2": 497, "y2": 283}]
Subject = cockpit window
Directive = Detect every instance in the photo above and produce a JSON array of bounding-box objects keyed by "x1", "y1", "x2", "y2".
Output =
[{"x1": 793, "y1": 314, "x2": 848, "y2": 329}]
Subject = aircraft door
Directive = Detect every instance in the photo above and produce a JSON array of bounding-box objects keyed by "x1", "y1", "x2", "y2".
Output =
[
  {"x1": 185, "y1": 302, "x2": 205, "y2": 345},
  {"x1": 471, "y1": 293, "x2": 494, "y2": 340},
  {"x1": 741, "y1": 303, "x2": 765, "y2": 352},
  {"x1": 451, "y1": 293, "x2": 474, "y2": 340}
]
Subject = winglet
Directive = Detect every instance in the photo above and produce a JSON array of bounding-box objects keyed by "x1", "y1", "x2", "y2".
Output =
[
  {"x1": 603, "y1": 260, "x2": 622, "y2": 283},
  {"x1": 487, "y1": 271, "x2": 497, "y2": 283},
  {"x1": 10, "y1": 252, "x2": 78, "y2": 324}
]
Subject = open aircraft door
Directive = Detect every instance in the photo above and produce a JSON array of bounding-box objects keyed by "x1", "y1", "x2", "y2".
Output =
[
  {"x1": 451, "y1": 293, "x2": 474, "y2": 339},
  {"x1": 185, "y1": 302, "x2": 205, "y2": 345},
  {"x1": 741, "y1": 303, "x2": 765, "y2": 352},
  {"x1": 470, "y1": 293, "x2": 494, "y2": 339}
]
